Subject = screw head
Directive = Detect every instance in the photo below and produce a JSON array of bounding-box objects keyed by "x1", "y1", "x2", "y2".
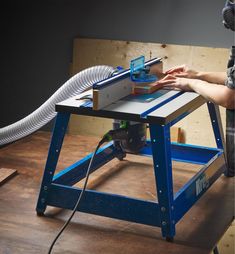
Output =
[{"x1": 161, "y1": 207, "x2": 166, "y2": 212}]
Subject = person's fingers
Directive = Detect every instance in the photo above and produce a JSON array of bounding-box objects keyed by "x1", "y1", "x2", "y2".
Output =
[
  {"x1": 173, "y1": 72, "x2": 188, "y2": 77},
  {"x1": 157, "y1": 74, "x2": 175, "y2": 83},
  {"x1": 162, "y1": 82, "x2": 176, "y2": 87},
  {"x1": 165, "y1": 65, "x2": 186, "y2": 74},
  {"x1": 156, "y1": 79, "x2": 176, "y2": 85}
]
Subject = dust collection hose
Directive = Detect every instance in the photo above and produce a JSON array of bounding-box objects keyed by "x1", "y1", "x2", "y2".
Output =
[{"x1": 0, "y1": 65, "x2": 115, "y2": 146}]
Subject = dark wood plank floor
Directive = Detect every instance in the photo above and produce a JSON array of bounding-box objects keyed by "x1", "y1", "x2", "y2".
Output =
[{"x1": 0, "y1": 131, "x2": 234, "y2": 254}]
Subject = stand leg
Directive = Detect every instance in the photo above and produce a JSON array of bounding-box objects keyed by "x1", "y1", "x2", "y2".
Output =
[
  {"x1": 213, "y1": 246, "x2": 220, "y2": 254},
  {"x1": 225, "y1": 109, "x2": 235, "y2": 177},
  {"x1": 149, "y1": 123, "x2": 175, "y2": 239},
  {"x1": 207, "y1": 102, "x2": 225, "y2": 150},
  {"x1": 36, "y1": 112, "x2": 70, "y2": 215},
  {"x1": 207, "y1": 102, "x2": 228, "y2": 175}
]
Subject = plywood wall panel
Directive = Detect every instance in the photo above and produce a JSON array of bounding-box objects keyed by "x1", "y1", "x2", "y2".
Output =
[{"x1": 69, "y1": 38, "x2": 229, "y2": 147}]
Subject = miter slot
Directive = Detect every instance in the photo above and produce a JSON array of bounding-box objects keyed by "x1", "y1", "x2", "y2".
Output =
[
  {"x1": 147, "y1": 92, "x2": 206, "y2": 125},
  {"x1": 140, "y1": 91, "x2": 184, "y2": 118}
]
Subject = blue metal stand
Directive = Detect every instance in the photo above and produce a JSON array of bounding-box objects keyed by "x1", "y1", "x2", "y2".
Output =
[
  {"x1": 149, "y1": 123, "x2": 175, "y2": 238},
  {"x1": 36, "y1": 102, "x2": 227, "y2": 240}
]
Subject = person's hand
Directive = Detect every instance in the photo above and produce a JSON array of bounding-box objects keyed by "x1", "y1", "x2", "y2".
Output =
[
  {"x1": 156, "y1": 74, "x2": 197, "y2": 92},
  {"x1": 165, "y1": 65, "x2": 199, "y2": 79}
]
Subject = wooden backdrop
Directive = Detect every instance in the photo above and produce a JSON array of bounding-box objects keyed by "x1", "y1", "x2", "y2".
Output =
[{"x1": 68, "y1": 38, "x2": 229, "y2": 147}]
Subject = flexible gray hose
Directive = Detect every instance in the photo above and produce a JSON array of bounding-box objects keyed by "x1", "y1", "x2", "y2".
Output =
[{"x1": 0, "y1": 65, "x2": 114, "y2": 146}]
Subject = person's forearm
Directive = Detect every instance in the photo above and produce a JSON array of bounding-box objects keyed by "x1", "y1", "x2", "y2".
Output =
[
  {"x1": 190, "y1": 81, "x2": 235, "y2": 109},
  {"x1": 196, "y1": 72, "x2": 226, "y2": 85}
]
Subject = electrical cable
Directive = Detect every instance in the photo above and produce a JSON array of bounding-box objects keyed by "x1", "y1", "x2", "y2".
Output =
[
  {"x1": 47, "y1": 136, "x2": 107, "y2": 254},
  {"x1": 47, "y1": 127, "x2": 127, "y2": 253}
]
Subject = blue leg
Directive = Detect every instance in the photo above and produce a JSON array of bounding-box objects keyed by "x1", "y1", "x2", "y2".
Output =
[
  {"x1": 149, "y1": 123, "x2": 175, "y2": 239},
  {"x1": 207, "y1": 102, "x2": 228, "y2": 175},
  {"x1": 36, "y1": 112, "x2": 70, "y2": 215},
  {"x1": 207, "y1": 102, "x2": 225, "y2": 149}
]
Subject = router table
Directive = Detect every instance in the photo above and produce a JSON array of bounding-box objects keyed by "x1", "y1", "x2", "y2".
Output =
[{"x1": 36, "y1": 60, "x2": 228, "y2": 241}]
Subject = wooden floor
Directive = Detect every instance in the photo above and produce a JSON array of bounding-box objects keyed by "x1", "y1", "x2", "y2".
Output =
[{"x1": 0, "y1": 131, "x2": 234, "y2": 254}]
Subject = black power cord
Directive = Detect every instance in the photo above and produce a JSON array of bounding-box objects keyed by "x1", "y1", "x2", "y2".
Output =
[
  {"x1": 47, "y1": 127, "x2": 129, "y2": 253},
  {"x1": 48, "y1": 136, "x2": 107, "y2": 254}
]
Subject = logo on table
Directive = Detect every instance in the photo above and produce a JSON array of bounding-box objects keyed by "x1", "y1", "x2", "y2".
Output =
[{"x1": 196, "y1": 174, "x2": 209, "y2": 196}]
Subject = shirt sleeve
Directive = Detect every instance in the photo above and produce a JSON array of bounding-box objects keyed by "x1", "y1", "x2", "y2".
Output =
[{"x1": 226, "y1": 65, "x2": 235, "y2": 89}]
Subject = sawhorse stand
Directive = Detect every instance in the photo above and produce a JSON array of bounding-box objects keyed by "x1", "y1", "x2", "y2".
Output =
[{"x1": 36, "y1": 89, "x2": 227, "y2": 241}]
